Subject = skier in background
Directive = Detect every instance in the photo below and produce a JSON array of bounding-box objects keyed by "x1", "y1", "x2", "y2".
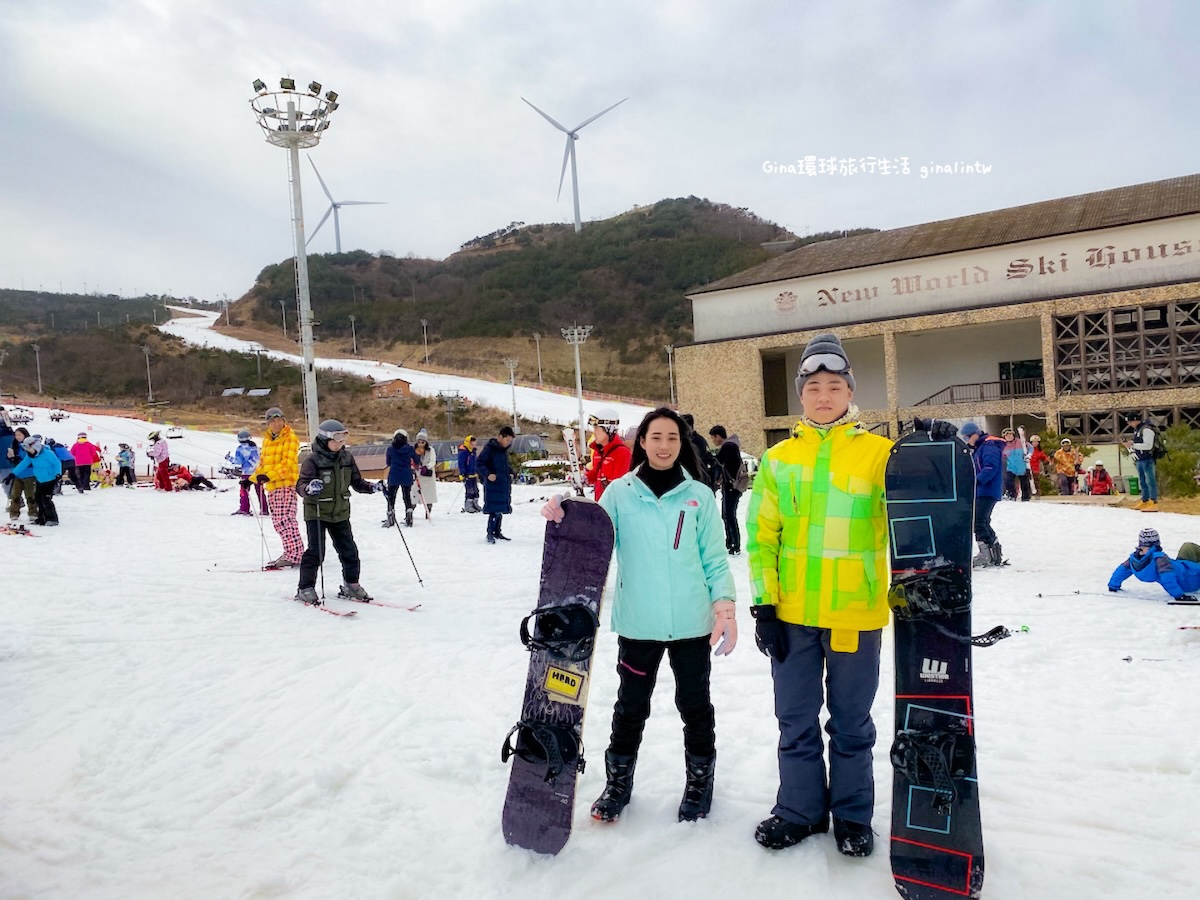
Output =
[
  {"x1": 542, "y1": 407, "x2": 737, "y2": 824},
  {"x1": 1052, "y1": 438, "x2": 1083, "y2": 496},
  {"x1": 294, "y1": 420, "x2": 381, "y2": 605},
  {"x1": 226, "y1": 430, "x2": 266, "y2": 515},
  {"x1": 1108, "y1": 527, "x2": 1200, "y2": 603},
  {"x1": 11, "y1": 435, "x2": 63, "y2": 526},
  {"x1": 412, "y1": 430, "x2": 439, "y2": 516},
  {"x1": 1026, "y1": 434, "x2": 1050, "y2": 493},
  {"x1": 959, "y1": 422, "x2": 1006, "y2": 567},
  {"x1": 384, "y1": 428, "x2": 418, "y2": 527},
  {"x1": 1000, "y1": 428, "x2": 1031, "y2": 501},
  {"x1": 457, "y1": 435, "x2": 481, "y2": 513},
  {"x1": 70, "y1": 432, "x2": 104, "y2": 491},
  {"x1": 708, "y1": 425, "x2": 745, "y2": 555},
  {"x1": 253, "y1": 408, "x2": 305, "y2": 568},
  {"x1": 48, "y1": 438, "x2": 76, "y2": 494},
  {"x1": 6, "y1": 427, "x2": 38, "y2": 524},
  {"x1": 1124, "y1": 412, "x2": 1161, "y2": 512},
  {"x1": 584, "y1": 409, "x2": 631, "y2": 500},
  {"x1": 477, "y1": 425, "x2": 515, "y2": 543},
  {"x1": 147, "y1": 430, "x2": 172, "y2": 491},
  {"x1": 115, "y1": 443, "x2": 136, "y2": 487},
  {"x1": 1086, "y1": 461, "x2": 1114, "y2": 495},
  {"x1": 681, "y1": 413, "x2": 718, "y2": 490}
]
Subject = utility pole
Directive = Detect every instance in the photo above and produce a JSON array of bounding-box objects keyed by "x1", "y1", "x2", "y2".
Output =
[
  {"x1": 561, "y1": 324, "x2": 592, "y2": 451},
  {"x1": 503, "y1": 357, "x2": 519, "y2": 432},
  {"x1": 438, "y1": 390, "x2": 460, "y2": 438},
  {"x1": 141, "y1": 344, "x2": 154, "y2": 403},
  {"x1": 665, "y1": 344, "x2": 676, "y2": 406},
  {"x1": 421, "y1": 318, "x2": 429, "y2": 364},
  {"x1": 349, "y1": 315, "x2": 357, "y2": 355},
  {"x1": 532, "y1": 332, "x2": 543, "y2": 387},
  {"x1": 31, "y1": 344, "x2": 42, "y2": 394},
  {"x1": 280, "y1": 300, "x2": 288, "y2": 339}
]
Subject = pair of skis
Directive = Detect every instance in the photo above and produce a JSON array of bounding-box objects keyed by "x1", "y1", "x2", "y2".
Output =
[{"x1": 561, "y1": 428, "x2": 587, "y2": 497}]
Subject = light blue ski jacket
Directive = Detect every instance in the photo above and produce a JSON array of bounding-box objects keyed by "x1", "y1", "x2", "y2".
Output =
[{"x1": 598, "y1": 467, "x2": 736, "y2": 641}]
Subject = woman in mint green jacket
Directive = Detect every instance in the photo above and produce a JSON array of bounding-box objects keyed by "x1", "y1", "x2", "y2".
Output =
[{"x1": 547, "y1": 407, "x2": 737, "y2": 825}]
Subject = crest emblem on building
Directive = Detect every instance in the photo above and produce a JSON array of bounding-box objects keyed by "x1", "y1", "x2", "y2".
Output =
[{"x1": 774, "y1": 290, "x2": 797, "y2": 313}]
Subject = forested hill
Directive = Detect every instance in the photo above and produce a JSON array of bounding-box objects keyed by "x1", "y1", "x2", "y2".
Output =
[{"x1": 240, "y1": 198, "x2": 871, "y2": 363}]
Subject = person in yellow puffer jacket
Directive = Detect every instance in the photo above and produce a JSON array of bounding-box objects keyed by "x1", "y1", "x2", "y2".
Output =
[
  {"x1": 745, "y1": 333, "x2": 957, "y2": 860},
  {"x1": 253, "y1": 407, "x2": 305, "y2": 568}
]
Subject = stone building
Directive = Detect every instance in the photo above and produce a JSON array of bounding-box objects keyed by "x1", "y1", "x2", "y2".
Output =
[{"x1": 678, "y1": 174, "x2": 1200, "y2": 465}]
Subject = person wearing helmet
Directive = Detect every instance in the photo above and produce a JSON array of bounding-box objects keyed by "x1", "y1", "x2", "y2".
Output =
[
  {"x1": 253, "y1": 408, "x2": 305, "y2": 568},
  {"x1": 1052, "y1": 438, "x2": 1083, "y2": 496},
  {"x1": 11, "y1": 434, "x2": 63, "y2": 526},
  {"x1": 1108, "y1": 527, "x2": 1200, "y2": 602},
  {"x1": 384, "y1": 427, "x2": 418, "y2": 527},
  {"x1": 585, "y1": 408, "x2": 631, "y2": 501},
  {"x1": 146, "y1": 429, "x2": 172, "y2": 490},
  {"x1": 1086, "y1": 460, "x2": 1114, "y2": 495},
  {"x1": 294, "y1": 419, "x2": 381, "y2": 605},
  {"x1": 6, "y1": 427, "x2": 39, "y2": 524},
  {"x1": 115, "y1": 443, "x2": 137, "y2": 488},
  {"x1": 1026, "y1": 434, "x2": 1050, "y2": 491},
  {"x1": 70, "y1": 432, "x2": 104, "y2": 492},
  {"x1": 225, "y1": 429, "x2": 266, "y2": 515}
]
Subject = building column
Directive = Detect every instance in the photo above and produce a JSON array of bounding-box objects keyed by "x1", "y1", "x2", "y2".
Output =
[
  {"x1": 883, "y1": 331, "x2": 899, "y2": 438},
  {"x1": 1039, "y1": 308, "x2": 1057, "y2": 432}
]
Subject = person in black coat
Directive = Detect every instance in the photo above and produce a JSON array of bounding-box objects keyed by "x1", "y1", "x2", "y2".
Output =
[
  {"x1": 384, "y1": 428, "x2": 418, "y2": 528},
  {"x1": 681, "y1": 414, "x2": 715, "y2": 489},
  {"x1": 476, "y1": 425, "x2": 515, "y2": 543}
]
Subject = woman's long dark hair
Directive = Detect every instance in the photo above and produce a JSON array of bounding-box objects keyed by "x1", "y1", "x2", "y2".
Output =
[{"x1": 628, "y1": 407, "x2": 704, "y2": 482}]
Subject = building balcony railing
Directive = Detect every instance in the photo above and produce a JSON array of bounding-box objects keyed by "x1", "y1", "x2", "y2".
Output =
[{"x1": 915, "y1": 377, "x2": 1045, "y2": 407}]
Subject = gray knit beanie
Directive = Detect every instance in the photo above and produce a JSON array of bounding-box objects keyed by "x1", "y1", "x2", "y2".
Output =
[{"x1": 795, "y1": 332, "x2": 855, "y2": 394}]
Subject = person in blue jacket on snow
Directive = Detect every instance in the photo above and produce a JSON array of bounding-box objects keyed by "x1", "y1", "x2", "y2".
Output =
[
  {"x1": 542, "y1": 407, "x2": 738, "y2": 824},
  {"x1": 11, "y1": 435, "x2": 64, "y2": 525},
  {"x1": 384, "y1": 428, "x2": 418, "y2": 528},
  {"x1": 1108, "y1": 528, "x2": 1200, "y2": 603},
  {"x1": 960, "y1": 422, "x2": 1006, "y2": 567}
]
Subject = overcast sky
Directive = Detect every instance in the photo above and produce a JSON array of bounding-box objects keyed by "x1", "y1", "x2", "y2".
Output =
[{"x1": 1, "y1": 0, "x2": 1195, "y2": 302}]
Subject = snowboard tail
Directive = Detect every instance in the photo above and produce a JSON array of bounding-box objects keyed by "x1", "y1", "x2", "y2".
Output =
[
  {"x1": 501, "y1": 500, "x2": 614, "y2": 854},
  {"x1": 886, "y1": 431, "x2": 985, "y2": 899}
]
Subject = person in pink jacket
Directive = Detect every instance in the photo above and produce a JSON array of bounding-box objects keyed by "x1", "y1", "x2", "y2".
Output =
[
  {"x1": 70, "y1": 433, "x2": 104, "y2": 492},
  {"x1": 147, "y1": 431, "x2": 172, "y2": 490}
]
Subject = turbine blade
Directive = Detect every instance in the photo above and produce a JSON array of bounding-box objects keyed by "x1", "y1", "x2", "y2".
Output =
[
  {"x1": 571, "y1": 97, "x2": 628, "y2": 133},
  {"x1": 556, "y1": 136, "x2": 572, "y2": 201},
  {"x1": 306, "y1": 205, "x2": 334, "y2": 245},
  {"x1": 337, "y1": 201, "x2": 387, "y2": 206},
  {"x1": 307, "y1": 155, "x2": 335, "y2": 203},
  {"x1": 522, "y1": 97, "x2": 569, "y2": 133}
]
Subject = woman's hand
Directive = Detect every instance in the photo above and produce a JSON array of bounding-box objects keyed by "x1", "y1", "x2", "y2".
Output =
[
  {"x1": 540, "y1": 494, "x2": 568, "y2": 523},
  {"x1": 710, "y1": 600, "x2": 737, "y2": 656}
]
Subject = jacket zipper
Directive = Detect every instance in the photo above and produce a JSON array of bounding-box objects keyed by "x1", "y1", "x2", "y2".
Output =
[{"x1": 673, "y1": 511, "x2": 684, "y2": 550}]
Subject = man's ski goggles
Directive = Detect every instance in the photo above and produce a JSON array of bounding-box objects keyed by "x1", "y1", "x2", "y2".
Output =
[{"x1": 797, "y1": 353, "x2": 850, "y2": 377}]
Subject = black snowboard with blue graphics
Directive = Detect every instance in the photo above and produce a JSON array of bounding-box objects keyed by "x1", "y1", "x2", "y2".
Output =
[
  {"x1": 885, "y1": 430, "x2": 985, "y2": 900},
  {"x1": 501, "y1": 499, "x2": 614, "y2": 854}
]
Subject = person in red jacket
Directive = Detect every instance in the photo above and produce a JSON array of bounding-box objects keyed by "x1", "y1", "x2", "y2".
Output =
[
  {"x1": 1087, "y1": 461, "x2": 1115, "y2": 495},
  {"x1": 584, "y1": 408, "x2": 632, "y2": 500}
]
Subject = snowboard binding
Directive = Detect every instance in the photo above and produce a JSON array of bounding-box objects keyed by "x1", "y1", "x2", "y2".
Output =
[
  {"x1": 519, "y1": 602, "x2": 601, "y2": 662},
  {"x1": 501, "y1": 720, "x2": 586, "y2": 784},
  {"x1": 888, "y1": 564, "x2": 971, "y2": 619},
  {"x1": 890, "y1": 726, "x2": 973, "y2": 815}
]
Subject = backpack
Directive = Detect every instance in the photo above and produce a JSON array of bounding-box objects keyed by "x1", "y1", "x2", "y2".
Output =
[
  {"x1": 1150, "y1": 427, "x2": 1168, "y2": 461},
  {"x1": 733, "y1": 458, "x2": 751, "y2": 492}
]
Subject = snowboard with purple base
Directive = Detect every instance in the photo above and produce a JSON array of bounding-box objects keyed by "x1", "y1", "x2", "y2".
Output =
[{"x1": 501, "y1": 499, "x2": 614, "y2": 854}]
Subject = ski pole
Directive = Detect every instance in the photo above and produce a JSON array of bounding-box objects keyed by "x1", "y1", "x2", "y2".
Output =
[
  {"x1": 446, "y1": 481, "x2": 463, "y2": 515},
  {"x1": 253, "y1": 499, "x2": 270, "y2": 569},
  {"x1": 318, "y1": 519, "x2": 326, "y2": 599},
  {"x1": 383, "y1": 491, "x2": 423, "y2": 586}
]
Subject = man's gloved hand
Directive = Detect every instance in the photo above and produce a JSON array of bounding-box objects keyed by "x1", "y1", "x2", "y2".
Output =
[
  {"x1": 255, "y1": 474, "x2": 269, "y2": 484},
  {"x1": 709, "y1": 600, "x2": 737, "y2": 656},
  {"x1": 750, "y1": 604, "x2": 786, "y2": 661},
  {"x1": 913, "y1": 418, "x2": 958, "y2": 441},
  {"x1": 304, "y1": 479, "x2": 324, "y2": 496}
]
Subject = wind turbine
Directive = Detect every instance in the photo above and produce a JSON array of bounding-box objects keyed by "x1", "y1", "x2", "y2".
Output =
[
  {"x1": 305, "y1": 156, "x2": 386, "y2": 253},
  {"x1": 522, "y1": 96, "x2": 627, "y2": 233}
]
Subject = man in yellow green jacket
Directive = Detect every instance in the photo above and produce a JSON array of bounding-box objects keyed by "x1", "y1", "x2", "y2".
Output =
[
  {"x1": 746, "y1": 333, "x2": 891, "y2": 859},
  {"x1": 254, "y1": 407, "x2": 305, "y2": 568}
]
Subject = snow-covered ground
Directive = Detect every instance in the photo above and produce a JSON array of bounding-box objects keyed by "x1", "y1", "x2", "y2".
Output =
[
  {"x1": 3, "y1": 403, "x2": 1199, "y2": 898},
  {"x1": 158, "y1": 309, "x2": 655, "y2": 428}
]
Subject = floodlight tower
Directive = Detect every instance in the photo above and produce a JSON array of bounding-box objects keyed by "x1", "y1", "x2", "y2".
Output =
[
  {"x1": 561, "y1": 324, "x2": 592, "y2": 450},
  {"x1": 249, "y1": 77, "x2": 341, "y2": 439}
]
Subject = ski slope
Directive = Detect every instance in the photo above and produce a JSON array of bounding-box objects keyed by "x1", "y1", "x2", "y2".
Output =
[
  {"x1": 159, "y1": 309, "x2": 655, "y2": 428},
  {"x1": 2, "y1": 410, "x2": 1198, "y2": 898}
]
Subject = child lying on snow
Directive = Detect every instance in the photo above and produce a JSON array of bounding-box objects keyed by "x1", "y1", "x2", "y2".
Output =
[{"x1": 1108, "y1": 528, "x2": 1200, "y2": 603}]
